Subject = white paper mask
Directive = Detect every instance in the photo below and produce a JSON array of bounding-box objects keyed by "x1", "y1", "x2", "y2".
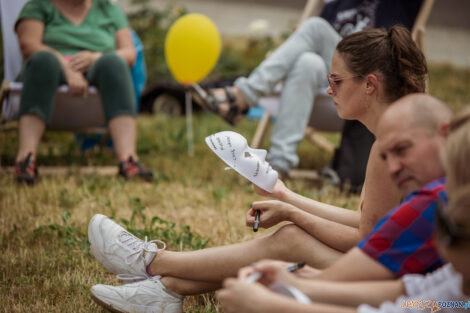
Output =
[{"x1": 205, "y1": 131, "x2": 278, "y2": 192}]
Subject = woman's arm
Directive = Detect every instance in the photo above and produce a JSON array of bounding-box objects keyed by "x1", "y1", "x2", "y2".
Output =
[
  {"x1": 287, "y1": 208, "x2": 360, "y2": 251},
  {"x1": 16, "y1": 19, "x2": 69, "y2": 68},
  {"x1": 217, "y1": 278, "x2": 357, "y2": 313},
  {"x1": 254, "y1": 182, "x2": 360, "y2": 228},
  {"x1": 357, "y1": 143, "x2": 402, "y2": 238},
  {"x1": 114, "y1": 27, "x2": 136, "y2": 67},
  {"x1": 261, "y1": 142, "x2": 402, "y2": 237},
  {"x1": 283, "y1": 189, "x2": 361, "y2": 228},
  {"x1": 235, "y1": 261, "x2": 403, "y2": 311},
  {"x1": 249, "y1": 200, "x2": 360, "y2": 251},
  {"x1": 296, "y1": 278, "x2": 405, "y2": 308}
]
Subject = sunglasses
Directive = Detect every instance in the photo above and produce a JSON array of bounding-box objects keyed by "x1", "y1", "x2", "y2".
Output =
[
  {"x1": 327, "y1": 73, "x2": 362, "y2": 93},
  {"x1": 435, "y1": 200, "x2": 470, "y2": 247}
]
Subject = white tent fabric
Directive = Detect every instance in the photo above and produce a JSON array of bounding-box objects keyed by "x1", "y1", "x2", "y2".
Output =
[{"x1": 0, "y1": 0, "x2": 24, "y2": 82}]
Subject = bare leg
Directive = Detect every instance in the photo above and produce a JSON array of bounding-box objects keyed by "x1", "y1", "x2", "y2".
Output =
[
  {"x1": 16, "y1": 114, "x2": 46, "y2": 162},
  {"x1": 108, "y1": 115, "x2": 137, "y2": 162},
  {"x1": 161, "y1": 277, "x2": 220, "y2": 295},
  {"x1": 149, "y1": 224, "x2": 343, "y2": 289}
]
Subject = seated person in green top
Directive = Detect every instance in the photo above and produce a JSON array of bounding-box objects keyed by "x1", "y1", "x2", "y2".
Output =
[{"x1": 14, "y1": 0, "x2": 153, "y2": 184}]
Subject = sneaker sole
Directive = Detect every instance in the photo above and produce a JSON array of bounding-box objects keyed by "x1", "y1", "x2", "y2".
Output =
[
  {"x1": 90, "y1": 291, "x2": 126, "y2": 313},
  {"x1": 90, "y1": 289, "x2": 171, "y2": 313}
]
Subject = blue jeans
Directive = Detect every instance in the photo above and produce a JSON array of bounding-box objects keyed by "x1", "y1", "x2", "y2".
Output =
[{"x1": 235, "y1": 17, "x2": 342, "y2": 172}]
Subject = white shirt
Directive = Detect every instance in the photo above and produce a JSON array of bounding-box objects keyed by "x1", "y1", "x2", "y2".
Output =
[{"x1": 358, "y1": 264, "x2": 470, "y2": 313}]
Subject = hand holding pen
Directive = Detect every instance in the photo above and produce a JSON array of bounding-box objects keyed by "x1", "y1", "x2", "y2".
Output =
[{"x1": 244, "y1": 261, "x2": 306, "y2": 283}]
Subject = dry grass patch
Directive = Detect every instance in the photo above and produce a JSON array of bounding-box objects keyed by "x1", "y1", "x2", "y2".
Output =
[{"x1": 1, "y1": 64, "x2": 469, "y2": 312}]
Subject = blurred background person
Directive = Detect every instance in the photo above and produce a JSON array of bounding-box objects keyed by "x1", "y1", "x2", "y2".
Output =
[{"x1": 14, "y1": 0, "x2": 153, "y2": 184}]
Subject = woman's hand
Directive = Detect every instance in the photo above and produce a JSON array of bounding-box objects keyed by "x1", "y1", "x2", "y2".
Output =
[
  {"x1": 65, "y1": 69, "x2": 89, "y2": 97},
  {"x1": 238, "y1": 260, "x2": 298, "y2": 286},
  {"x1": 246, "y1": 200, "x2": 297, "y2": 229},
  {"x1": 216, "y1": 278, "x2": 279, "y2": 313},
  {"x1": 69, "y1": 51, "x2": 102, "y2": 73},
  {"x1": 253, "y1": 179, "x2": 289, "y2": 200}
]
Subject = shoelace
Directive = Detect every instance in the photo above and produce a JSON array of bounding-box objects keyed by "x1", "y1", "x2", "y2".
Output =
[{"x1": 115, "y1": 231, "x2": 166, "y2": 281}]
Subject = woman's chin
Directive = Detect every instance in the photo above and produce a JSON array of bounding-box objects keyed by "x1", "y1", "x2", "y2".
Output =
[{"x1": 335, "y1": 106, "x2": 346, "y2": 119}]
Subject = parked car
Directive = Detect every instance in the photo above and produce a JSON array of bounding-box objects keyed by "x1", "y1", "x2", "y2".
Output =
[{"x1": 139, "y1": 77, "x2": 239, "y2": 116}]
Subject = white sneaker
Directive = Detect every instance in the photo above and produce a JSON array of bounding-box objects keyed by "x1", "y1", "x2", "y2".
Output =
[
  {"x1": 90, "y1": 277, "x2": 183, "y2": 313},
  {"x1": 88, "y1": 214, "x2": 166, "y2": 281}
]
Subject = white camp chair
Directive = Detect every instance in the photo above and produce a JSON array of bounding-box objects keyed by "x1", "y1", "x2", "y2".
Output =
[
  {"x1": 251, "y1": 0, "x2": 435, "y2": 163},
  {"x1": 0, "y1": 0, "x2": 106, "y2": 133}
]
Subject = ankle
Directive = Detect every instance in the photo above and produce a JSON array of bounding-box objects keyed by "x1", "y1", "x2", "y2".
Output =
[
  {"x1": 233, "y1": 86, "x2": 248, "y2": 109},
  {"x1": 160, "y1": 277, "x2": 184, "y2": 296},
  {"x1": 16, "y1": 151, "x2": 35, "y2": 163},
  {"x1": 147, "y1": 250, "x2": 164, "y2": 276},
  {"x1": 118, "y1": 155, "x2": 138, "y2": 164}
]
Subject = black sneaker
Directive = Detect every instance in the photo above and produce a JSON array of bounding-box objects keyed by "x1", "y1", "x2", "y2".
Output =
[
  {"x1": 118, "y1": 157, "x2": 154, "y2": 182},
  {"x1": 15, "y1": 152, "x2": 38, "y2": 185}
]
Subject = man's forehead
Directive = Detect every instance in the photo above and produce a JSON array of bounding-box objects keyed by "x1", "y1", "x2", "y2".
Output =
[
  {"x1": 377, "y1": 111, "x2": 413, "y2": 140},
  {"x1": 377, "y1": 127, "x2": 409, "y2": 149}
]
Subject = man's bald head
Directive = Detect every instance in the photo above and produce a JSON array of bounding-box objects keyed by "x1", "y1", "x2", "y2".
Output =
[
  {"x1": 376, "y1": 94, "x2": 451, "y2": 196},
  {"x1": 381, "y1": 93, "x2": 452, "y2": 135}
]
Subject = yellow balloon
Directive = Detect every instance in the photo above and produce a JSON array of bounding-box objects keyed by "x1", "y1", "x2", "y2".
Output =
[{"x1": 165, "y1": 14, "x2": 221, "y2": 84}]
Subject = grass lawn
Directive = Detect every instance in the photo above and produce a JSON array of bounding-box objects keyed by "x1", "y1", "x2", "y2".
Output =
[{"x1": 0, "y1": 64, "x2": 469, "y2": 312}]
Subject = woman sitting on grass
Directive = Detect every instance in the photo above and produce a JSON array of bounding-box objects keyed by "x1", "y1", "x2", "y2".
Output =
[{"x1": 87, "y1": 25, "x2": 429, "y2": 313}]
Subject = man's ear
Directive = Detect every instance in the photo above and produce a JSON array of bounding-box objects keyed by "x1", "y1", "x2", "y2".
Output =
[
  {"x1": 365, "y1": 74, "x2": 378, "y2": 95},
  {"x1": 438, "y1": 122, "x2": 450, "y2": 138}
]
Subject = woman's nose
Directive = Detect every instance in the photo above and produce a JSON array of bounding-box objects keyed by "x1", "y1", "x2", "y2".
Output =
[{"x1": 326, "y1": 85, "x2": 334, "y2": 95}]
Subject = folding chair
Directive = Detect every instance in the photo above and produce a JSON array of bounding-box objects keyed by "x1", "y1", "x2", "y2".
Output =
[{"x1": 251, "y1": 0, "x2": 435, "y2": 179}]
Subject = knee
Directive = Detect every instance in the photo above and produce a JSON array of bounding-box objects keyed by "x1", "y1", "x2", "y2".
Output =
[
  {"x1": 25, "y1": 51, "x2": 61, "y2": 73},
  {"x1": 94, "y1": 53, "x2": 128, "y2": 73},
  {"x1": 272, "y1": 224, "x2": 305, "y2": 239},
  {"x1": 297, "y1": 17, "x2": 331, "y2": 35},
  {"x1": 267, "y1": 224, "x2": 309, "y2": 255},
  {"x1": 293, "y1": 53, "x2": 327, "y2": 83}
]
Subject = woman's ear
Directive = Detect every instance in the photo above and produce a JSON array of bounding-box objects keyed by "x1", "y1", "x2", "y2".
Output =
[{"x1": 365, "y1": 74, "x2": 378, "y2": 95}]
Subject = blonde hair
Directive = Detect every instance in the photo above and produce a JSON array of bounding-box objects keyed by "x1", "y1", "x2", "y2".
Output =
[{"x1": 442, "y1": 106, "x2": 470, "y2": 208}]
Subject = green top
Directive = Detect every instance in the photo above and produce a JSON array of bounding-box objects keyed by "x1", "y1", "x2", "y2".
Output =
[{"x1": 16, "y1": 0, "x2": 128, "y2": 56}]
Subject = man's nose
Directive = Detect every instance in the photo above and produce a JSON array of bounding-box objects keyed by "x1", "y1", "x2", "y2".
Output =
[{"x1": 388, "y1": 157, "x2": 402, "y2": 177}]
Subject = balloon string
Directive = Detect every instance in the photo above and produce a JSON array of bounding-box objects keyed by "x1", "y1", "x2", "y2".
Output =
[{"x1": 185, "y1": 91, "x2": 194, "y2": 156}]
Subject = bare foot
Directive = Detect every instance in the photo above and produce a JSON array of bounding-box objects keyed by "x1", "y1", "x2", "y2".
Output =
[{"x1": 209, "y1": 86, "x2": 248, "y2": 115}]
